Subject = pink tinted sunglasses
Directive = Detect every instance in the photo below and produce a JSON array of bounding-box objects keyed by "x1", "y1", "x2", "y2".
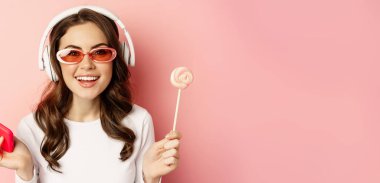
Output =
[{"x1": 56, "y1": 47, "x2": 117, "y2": 64}]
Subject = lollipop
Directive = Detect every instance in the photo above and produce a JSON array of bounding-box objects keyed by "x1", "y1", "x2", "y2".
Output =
[{"x1": 170, "y1": 67, "x2": 193, "y2": 131}]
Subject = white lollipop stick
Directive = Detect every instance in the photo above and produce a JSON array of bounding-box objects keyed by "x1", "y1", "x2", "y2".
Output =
[
  {"x1": 173, "y1": 89, "x2": 181, "y2": 131},
  {"x1": 170, "y1": 67, "x2": 193, "y2": 131}
]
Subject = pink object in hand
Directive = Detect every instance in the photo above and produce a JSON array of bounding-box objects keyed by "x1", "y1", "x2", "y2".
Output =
[
  {"x1": 170, "y1": 67, "x2": 194, "y2": 89},
  {"x1": 0, "y1": 122, "x2": 14, "y2": 153}
]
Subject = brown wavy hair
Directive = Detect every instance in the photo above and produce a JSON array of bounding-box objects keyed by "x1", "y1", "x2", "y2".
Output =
[{"x1": 34, "y1": 9, "x2": 135, "y2": 173}]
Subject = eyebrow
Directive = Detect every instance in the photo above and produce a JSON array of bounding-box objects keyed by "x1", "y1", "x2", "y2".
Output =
[{"x1": 64, "y1": 43, "x2": 109, "y2": 50}]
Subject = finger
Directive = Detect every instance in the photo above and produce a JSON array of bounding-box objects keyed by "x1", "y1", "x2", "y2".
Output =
[
  {"x1": 0, "y1": 136, "x2": 2, "y2": 161},
  {"x1": 165, "y1": 131, "x2": 182, "y2": 140},
  {"x1": 164, "y1": 139, "x2": 180, "y2": 150},
  {"x1": 153, "y1": 138, "x2": 170, "y2": 150},
  {"x1": 0, "y1": 148, "x2": 2, "y2": 162},
  {"x1": 161, "y1": 157, "x2": 179, "y2": 174},
  {"x1": 163, "y1": 157, "x2": 178, "y2": 166},
  {"x1": 161, "y1": 149, "x2": 179, "y2": 159}
]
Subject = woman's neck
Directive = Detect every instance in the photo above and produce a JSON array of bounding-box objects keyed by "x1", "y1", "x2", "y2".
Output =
[{"x1": 66, "y1": 96, "x2": 101, "y2": 122}]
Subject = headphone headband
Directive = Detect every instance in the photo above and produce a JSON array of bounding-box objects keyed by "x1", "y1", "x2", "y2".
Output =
[{"x1": 38, "y1": 5, "x2": 135, "y2": 73}]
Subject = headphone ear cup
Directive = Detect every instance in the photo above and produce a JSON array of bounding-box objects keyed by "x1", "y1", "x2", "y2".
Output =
[
  {"x1": 43, "y1": 46, "x2": 59, "y2": 82},
  {"x1": 120, "y1": 42, "x2": 132, "y2": 67}
]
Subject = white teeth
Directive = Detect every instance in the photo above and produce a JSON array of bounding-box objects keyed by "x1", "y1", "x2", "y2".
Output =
[{"x1": 76, "y1": 76, "x2": 99, "y2": 81}]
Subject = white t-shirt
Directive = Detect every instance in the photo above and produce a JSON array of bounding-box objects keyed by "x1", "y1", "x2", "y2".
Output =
[{"x1": 15, "y1": 104, "x2": 155, "y2": 183}]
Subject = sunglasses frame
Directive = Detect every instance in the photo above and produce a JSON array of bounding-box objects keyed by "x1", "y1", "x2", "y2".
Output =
[{"x1": 56, "y1": 47, "x2": 117, "y2": 64}]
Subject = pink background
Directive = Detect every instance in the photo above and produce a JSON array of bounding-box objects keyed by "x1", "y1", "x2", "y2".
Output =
[{"x1": 1, "y1": 0, "x2": 379, "y2": 182}]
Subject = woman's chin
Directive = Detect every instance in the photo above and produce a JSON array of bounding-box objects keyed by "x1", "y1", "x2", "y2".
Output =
[{"x1": 73, "y1": 92, "x2": 101, "y2": 102}]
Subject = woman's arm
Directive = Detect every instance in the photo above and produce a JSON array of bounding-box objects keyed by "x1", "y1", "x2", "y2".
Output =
[
  {"x1": 134, "y1": 110, "x2": 181, "y2": 183},
  {"x1": 14, "y1": 118, "x2": 39, "y2": 183},
  {"x1": 134, "y1": 111, "x2": 158, "y2": 183},
  {"x1": 143, "y1": 131, "x2": 181, "y2": 183},
  {"x1": 0, "y1": 136, "x2": 36, "y2": 182}
]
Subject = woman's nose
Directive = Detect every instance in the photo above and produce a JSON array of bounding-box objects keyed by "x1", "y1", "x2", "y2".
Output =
[{"x1": 79, "y1": 54, "x2": 96, "y2": 70}]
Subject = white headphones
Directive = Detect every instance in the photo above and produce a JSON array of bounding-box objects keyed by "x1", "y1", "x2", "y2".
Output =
[{"x1": 38, "y1": 5, "x2": 135, "y2": 82}]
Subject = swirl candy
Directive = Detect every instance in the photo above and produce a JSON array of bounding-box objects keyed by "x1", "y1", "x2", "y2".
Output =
[
  {"x1": 170, "y1": 67, "x2": 193, "y2": 89},
  {"x1": 170, "y1": 67, "x2": 194, "y2": 131}
]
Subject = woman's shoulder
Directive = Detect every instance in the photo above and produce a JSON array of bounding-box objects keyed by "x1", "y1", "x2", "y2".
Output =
[
  {"x1": 16, "y1": 113, "x2": 44, "y2": 149},
  {"x1": 17, "y1": 113, "x2": 44, "y2": 136},
  {"x1": 128, "y1": 104, "x2": 151, "y2": 120},
  {"x1": 122, "y1": 104, "x2": 153, "y2": 128},
  {"x1": 18, "y1": 112, "x2": 39, "y2": 129}
]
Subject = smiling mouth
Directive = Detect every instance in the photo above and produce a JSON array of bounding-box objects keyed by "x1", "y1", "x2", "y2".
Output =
[{"x1": 75, "y1": 76, "x2": 100, "y2": 81}]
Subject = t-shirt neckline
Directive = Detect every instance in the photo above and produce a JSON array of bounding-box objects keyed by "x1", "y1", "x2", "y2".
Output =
[{"x1": 64, "y1": 118, "x2": 101, "y2": 125}]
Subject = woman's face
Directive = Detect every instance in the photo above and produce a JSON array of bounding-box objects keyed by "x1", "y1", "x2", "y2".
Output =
[{"x1": 58, "y1": 22, "x2": 113, "y2": 101}]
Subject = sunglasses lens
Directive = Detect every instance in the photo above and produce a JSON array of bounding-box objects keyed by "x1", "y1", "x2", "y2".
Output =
[
  {"x1": 58, "y1": 49, "x2": 83, "y2": 63},
  {"x1": 91, "y1": 48, "x2": 115, "y2": 62}
]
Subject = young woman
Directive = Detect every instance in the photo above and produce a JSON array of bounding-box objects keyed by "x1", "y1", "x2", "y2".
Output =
[{"x1": 0, "y1": 7, "x2": 180, "y2": 183}]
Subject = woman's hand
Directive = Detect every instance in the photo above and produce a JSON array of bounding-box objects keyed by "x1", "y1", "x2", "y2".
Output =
[
  {"x1": 143, "y1": 131, "x2": 181, "y2": 182},
  {"x1": 0, "y1": 136, "x2": 34, "y2": 181}
]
